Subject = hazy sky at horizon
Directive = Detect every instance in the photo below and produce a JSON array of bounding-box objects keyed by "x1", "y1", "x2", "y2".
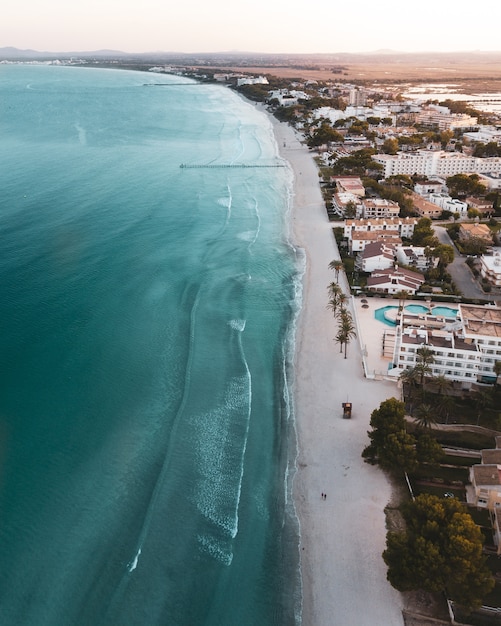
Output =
[{"x1": 3, "y1": 0, "x2": 500, "y2": 54}]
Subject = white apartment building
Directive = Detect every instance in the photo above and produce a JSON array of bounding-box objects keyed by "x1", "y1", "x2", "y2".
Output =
[
  {"x1": 479, "y1": 172, "x2": 501, "y2": 191},
  {"x1": 414, "y1": 180, "x2": 447, "y2": 196},
  {"x1": 344, "y1": 218, "x2": 417, "y2": 253},
  {"x1": 349, "y1": 231, "x2": 402, "y2": 253},
  {"x1": 237, "y1": 76, "x2": 269, "y2": 86},
  {"x1": 344, "y1": 217, "x2": 417, "y2": 239},
  {"x1": 480, "y1": 249, "x2": 501, "y2": 287},
  {"x1": 349, "y1": 87, "x2": 367, "y2": 106},
  {"x1": 427, "y1": 193, "x2": 468, "y2": 216},
  {"x1": 463, "y1": 126, "x2": 501, "y2": 145},
  {"x1": 415, "y1": 108, "x2": 477, "y2": 130},
  {"x1": 357, "y1": 198, "x2": 400, "y2": 219},
  {"x1": 395, "y1": 245, "x2": 439, "y2": 271},
  {"x1": 389, "y1": 303, "x2": 501, "y2": 384},
  {"x1": 460, "y1": 304, "x2": 501, "y2": 382},
  {"x1": 374, "y1": 150, "x2": 501, "y2": 179},
  {"x1": 268, "y1": 89, "x2": 309, "y2": 106}
]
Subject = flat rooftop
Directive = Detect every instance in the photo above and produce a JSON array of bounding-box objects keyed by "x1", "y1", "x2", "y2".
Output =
[{"x1": 460, "y1": 304, "x2": 501, "y2": 338}]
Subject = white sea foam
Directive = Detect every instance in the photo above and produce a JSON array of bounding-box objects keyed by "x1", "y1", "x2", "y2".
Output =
[
  {"x1": 127, "y1": 548, "x2": 141, "y2": 572},
  {"x1": 236, "y1": 231, "x2": 256, "y2": 242},
  {"x1": 74, "y1": 123, "x2": 87, "y2": 145},
  {"x1": 228, "y1": 319, "x2": 246, "y2": 332},
  {"x1": 197, "y1": 533, "x2": 233, "y2": 566}
]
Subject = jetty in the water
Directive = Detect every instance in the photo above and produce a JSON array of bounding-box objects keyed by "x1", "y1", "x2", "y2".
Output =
[{"x1": 180, "y1": 162, "x2": 286, "y2": 169}]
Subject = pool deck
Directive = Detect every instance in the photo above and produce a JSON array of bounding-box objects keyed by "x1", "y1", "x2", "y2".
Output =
[
  {"x1": 352, "y1": 297, "x2": 459, "y2": 381},
  {"x1": 353, "y1": 297, "x2": 396, "y2": 379}
]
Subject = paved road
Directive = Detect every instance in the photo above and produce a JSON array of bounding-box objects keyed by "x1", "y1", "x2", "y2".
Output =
[{"x1": 432, "y1": 224, "x2": 499, "y2": 301}]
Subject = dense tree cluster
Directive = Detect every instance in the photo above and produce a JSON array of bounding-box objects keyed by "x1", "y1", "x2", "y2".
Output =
[
  {"x1": 411, "y1": 217, "x2": 439, "y2": 247},
  {"x1": 446, "y1": 173, "x2": 486, "y2": 199},
  {"x1": 383, "y1": 494, "x2": 494, "y2": 610},
  {"x1": 362, "y1": 398, "x2": 418, "y2": 473}
]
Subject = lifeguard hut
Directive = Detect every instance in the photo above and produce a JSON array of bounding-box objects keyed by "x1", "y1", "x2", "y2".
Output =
[{"x1": 342, "y1": 402, "x2": 352, "y2": 419}]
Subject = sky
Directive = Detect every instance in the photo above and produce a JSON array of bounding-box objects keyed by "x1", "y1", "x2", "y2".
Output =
[{"x1": 3, "y1": 0, "x2": 501, "y2": 55}]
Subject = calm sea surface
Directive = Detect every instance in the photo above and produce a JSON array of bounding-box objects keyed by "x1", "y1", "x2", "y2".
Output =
[{"x1": 0, "y1": 65, "x2": 303, "y2": 625}]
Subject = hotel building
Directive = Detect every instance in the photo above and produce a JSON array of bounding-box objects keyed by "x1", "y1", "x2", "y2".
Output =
[{"x1": 388, "y1": 303, "x2": 501, "y2": 385}]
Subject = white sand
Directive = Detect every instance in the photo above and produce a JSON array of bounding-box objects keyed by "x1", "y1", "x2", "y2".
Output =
[{"x1": 266, "y1": 111, "x2": 405, "y2": 625}]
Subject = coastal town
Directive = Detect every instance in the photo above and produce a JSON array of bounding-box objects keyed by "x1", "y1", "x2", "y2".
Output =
[{"x1": 224, "y1": 67, "x2": 501, "y2": 624}]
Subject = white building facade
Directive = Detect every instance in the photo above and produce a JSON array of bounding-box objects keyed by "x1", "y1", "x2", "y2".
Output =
[
  {"x1": 389, "y1": 303, "x2": 501, "y2": 384},
  {"x1": 374, "y1": 150, "x2": 501, "y2": 179}
]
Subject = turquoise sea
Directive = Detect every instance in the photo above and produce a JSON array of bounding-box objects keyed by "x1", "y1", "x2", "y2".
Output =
[{"x1": 0, "y1": 65, "x2": 303, "y2": 625}]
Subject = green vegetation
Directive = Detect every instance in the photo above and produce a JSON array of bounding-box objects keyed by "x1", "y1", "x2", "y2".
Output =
[
  {"x1": 362, "y1": 398, "x2": 417, "y2": 472},
  {"x1": 326, "y1": 263, "x2": 357, "y2": 358},
  {"x1": 383, "y1": 494, "x2": 494, "y2": 610}
]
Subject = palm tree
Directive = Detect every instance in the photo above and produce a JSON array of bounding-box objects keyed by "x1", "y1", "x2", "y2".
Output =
[
  {"x1": 473, "y1": 389, "x2": 494, "y2": 426},
  {"x1": 432, "y1": 374, "x2": 453, "y2": 395},
  {"x1": 328, "y1": 259, "x2": 344, "y2": 283},
  {"x1": 327, "y1": 282, "x2": 341, "y2": 299},
  {"x1": 494, "y1": 360, "x2": 501, "y2": 387},
  {"x1": 415, "y1": 346, "x2": 435, "y2": 391},
  {"x1": 327, "y1": 297, "x2": 339, "y2": 318},
  {"x1": 335, "y1": 328, "x2": 345, "y2": 354},
  {"x1": 396, "y1": 289, "x2": 410, "y2": 312},
  {"x1": 437, "y1": 394, "x2": 455, "y2": 424},
  {"x1": 414, "y1": 403, "x2": 438, "y2": 430},
  {"x1": 336, "y1": 293, "x2": 347, "y2": 313},
  {"x1": 326, "y1": 285, "x2": 347, "y2": 319},
  {"x1": 399, "y1": 366, "x2": 420, "y2": 405},
  {"x1": 338, "y1": 309, "x2": 357, "y2": 359},
  {"x1": 416, "y1": 345, "x2": 435, "y2": 367}
]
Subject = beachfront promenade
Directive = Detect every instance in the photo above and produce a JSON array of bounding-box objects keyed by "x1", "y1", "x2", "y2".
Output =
[{"x1": 267, "y1": 108, "x2": 405, "y2": 626}]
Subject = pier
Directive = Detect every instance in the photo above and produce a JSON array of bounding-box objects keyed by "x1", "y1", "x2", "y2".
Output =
[{"x1": 180, "y1": 162, "x2": 286, "y2": 169}]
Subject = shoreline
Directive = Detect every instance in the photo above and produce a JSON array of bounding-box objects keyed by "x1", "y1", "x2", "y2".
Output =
[{"x1": 264, "y1": 108, "x2": 405, "y2": 625}]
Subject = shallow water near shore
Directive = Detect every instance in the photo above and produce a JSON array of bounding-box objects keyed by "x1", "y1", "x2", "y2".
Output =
[{"x1": 0, "y1": 65, "x2": 302, "y2": 625}]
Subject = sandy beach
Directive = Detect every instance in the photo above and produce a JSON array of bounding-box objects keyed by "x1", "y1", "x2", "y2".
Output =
[{"x1": 266, "y1": 111, "x2": 405, "y2": 625}]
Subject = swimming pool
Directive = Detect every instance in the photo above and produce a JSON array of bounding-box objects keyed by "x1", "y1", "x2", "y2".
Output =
[{"x1": 374, "y1": 304, "x2": 458, "y2": 327}]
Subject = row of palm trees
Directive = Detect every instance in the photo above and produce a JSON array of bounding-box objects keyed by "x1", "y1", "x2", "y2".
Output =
[{"x1": 327, "y1": 260, "x2": 356, "y2": 358}]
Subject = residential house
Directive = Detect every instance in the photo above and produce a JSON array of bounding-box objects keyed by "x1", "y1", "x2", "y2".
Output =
[
  {"x1": 410, "y1": 192, "x2": 444, "y2": 219},
  {"x1": 428, "y1": 193, "x2": 468, "y2": 217},
  {"x1": 466, "y1": 442, "x2": 501, "y2": 554},
  {"x1": 480, "y1": 249, "x2": 501, "y2": 287},
  {"x1": 395, "y1": 245, "x2": 439, "y2": 271},
  {"x1": 366, "y1": 265, "x2": 424, "y2": 295},
  {"x1": 466, "y1": 197, "x2": 495, "y2": 218},
  {"x1": 459, "y1": 222, "x2": 494, "y2": 244},
  {"x1": 468, "y1": 464, "x2": 501, "y2": 511},
  {"x1": 355, "y1": 242, "x2": 395, "y2": 272},
  {"x1": 331, "y1": 176, "x2": 366, "y2": 197},
  {"x1": 414, "y1": 180, "x2": 447, "y2": 196},
  {"x1": 332, "y1": 191, "x2": 361, "y2": 216}
]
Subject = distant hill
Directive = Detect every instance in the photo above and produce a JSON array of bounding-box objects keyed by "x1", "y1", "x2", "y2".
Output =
[{"x1": 2, "y1": 47, "x2": 501, "y2": 64}]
